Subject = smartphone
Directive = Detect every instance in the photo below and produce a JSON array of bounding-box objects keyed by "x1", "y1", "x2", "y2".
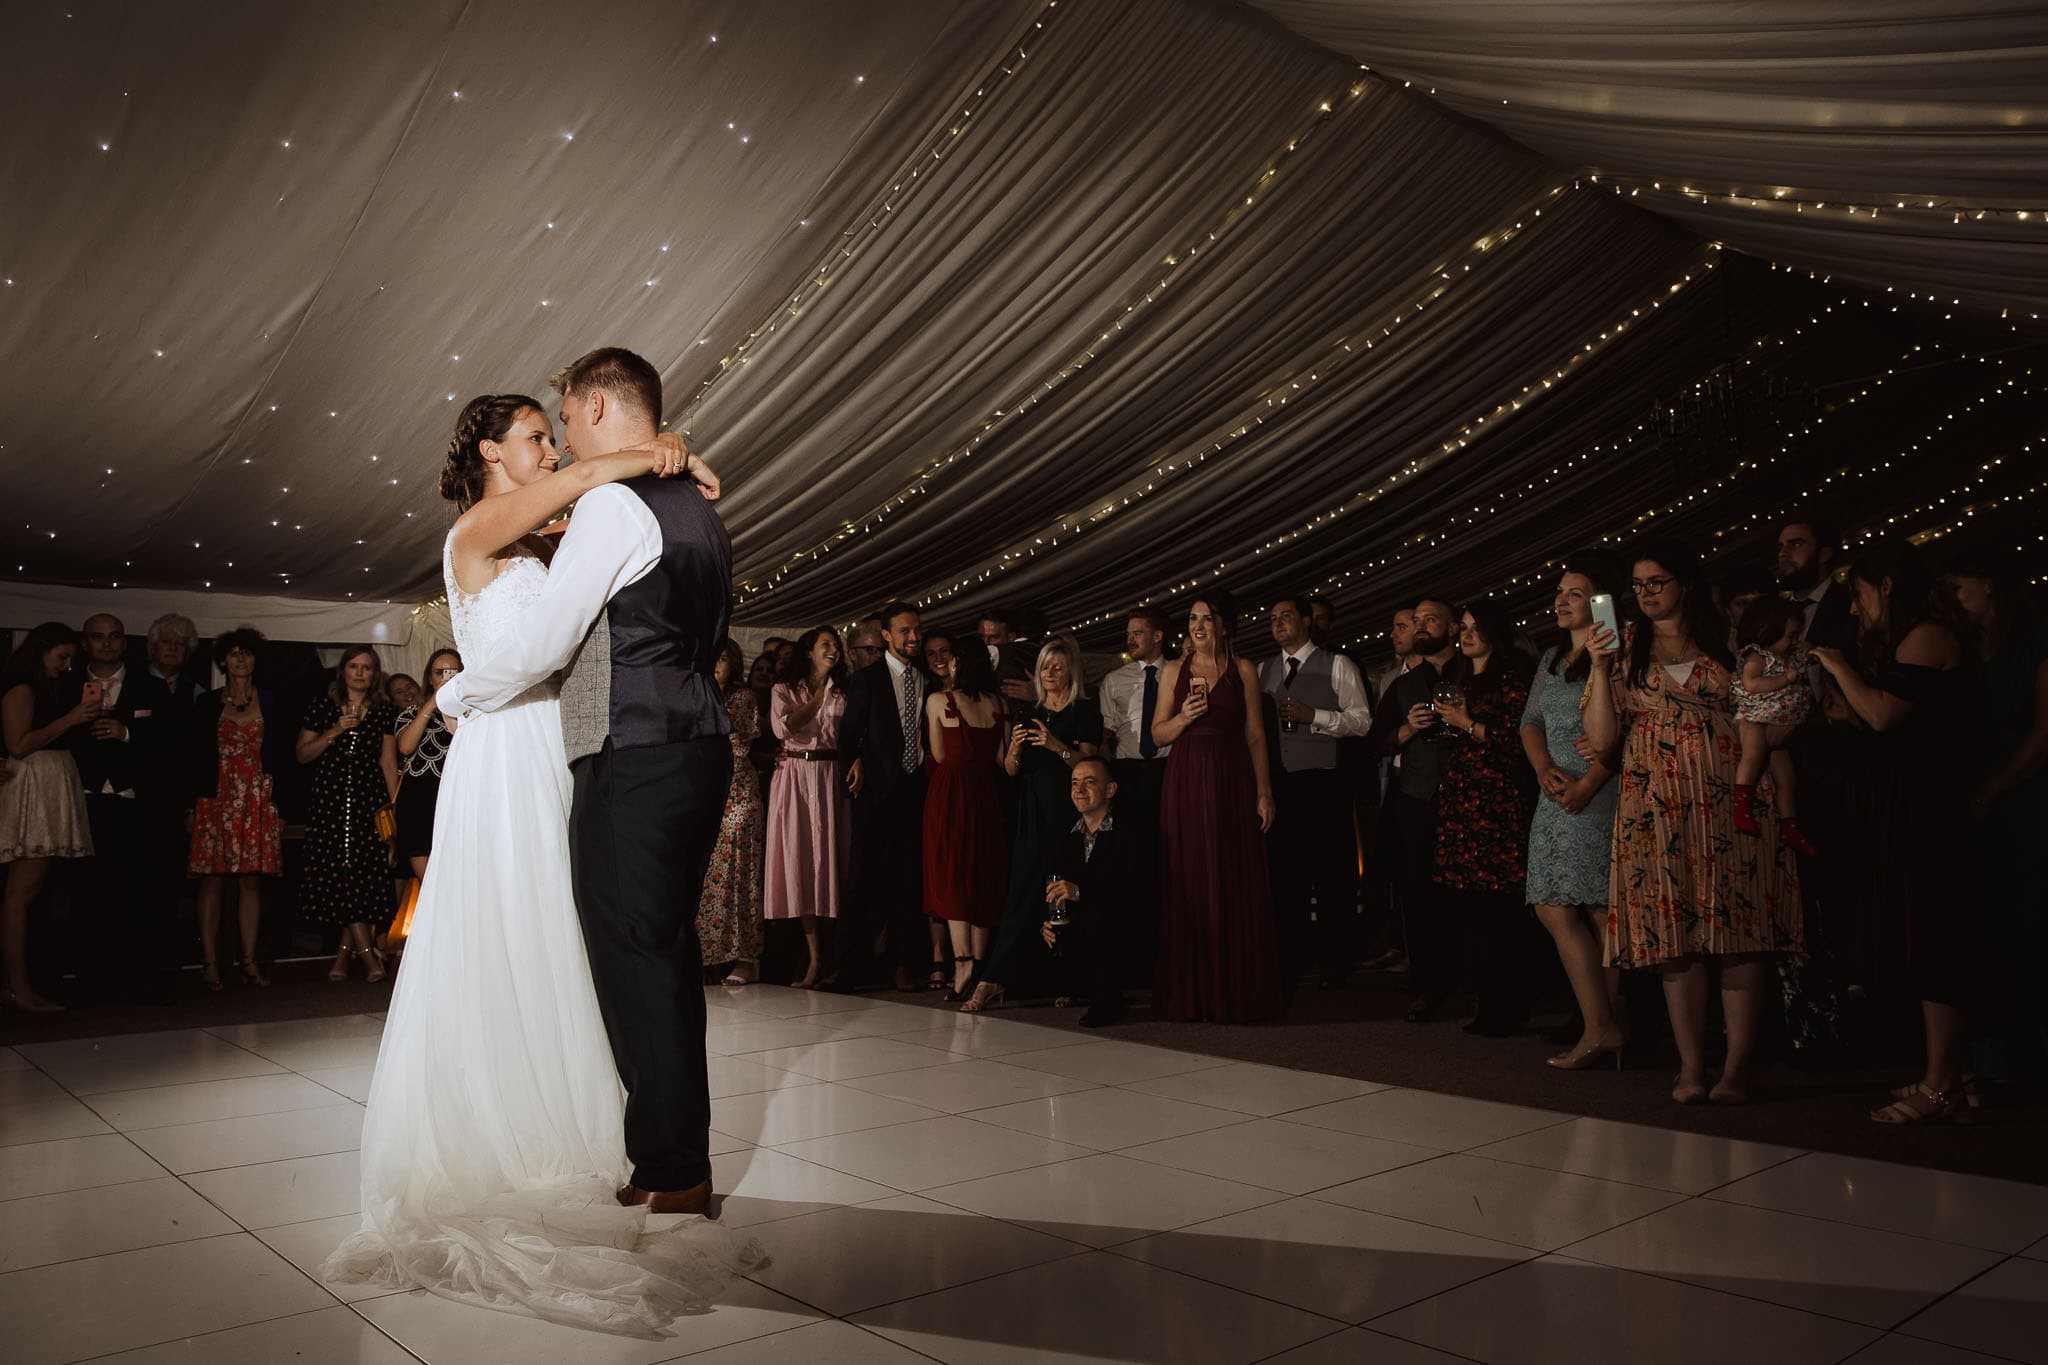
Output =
[
  {"x1": 81, "y1": 680, "x2": 104, "y2": 707},
  {"x1": 1588, "y1": 593, "x2": 1622, "y2": 645}
]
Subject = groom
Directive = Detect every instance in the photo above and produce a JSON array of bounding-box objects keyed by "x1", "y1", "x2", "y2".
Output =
[{"x1": 439, "y1": 347, "x2": 732, "y2": 1215}]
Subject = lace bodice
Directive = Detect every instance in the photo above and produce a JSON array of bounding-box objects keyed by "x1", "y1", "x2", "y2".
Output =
[{"x1": 444, "y1": 536, "x2": 550, "y2": 664}]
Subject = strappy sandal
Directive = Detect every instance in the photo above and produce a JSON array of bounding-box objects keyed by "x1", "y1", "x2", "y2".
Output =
[
  {"x1": 944, "y1": 954, "x2": 977, "y2": 1003},
  {"x1": 960, "y1": 980, "x2": 1005, "y2": 1013},
  {"x1": 327, "y1": 947, "x2": 355, "y2": 982},
  {"x1": 1872, "y1": 1083, "x2": 1969, "y2": 1125},
  {"x1": 202, "y1": 959, "x2": 224, "y2": 992},
  {"x1": 1893, "y1": 1073, "x2": 1981, "y2": 1110}
]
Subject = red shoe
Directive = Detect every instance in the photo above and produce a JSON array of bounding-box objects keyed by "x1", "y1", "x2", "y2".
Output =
[
  {"x1": 1732, "y1": 784, "x2": 1760, "y2": 835},
  {"x1": 1778, "y1": 816, "x2": 1818, "y2": 856}
]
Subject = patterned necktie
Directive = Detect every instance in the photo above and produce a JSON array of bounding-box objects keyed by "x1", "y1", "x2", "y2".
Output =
[
  {"x1": 1138, "y1": 664, "x2": 1158, "y2": 759},
  {"x1": 899, "y1": 667, "x2": 920, "y2": 772}
]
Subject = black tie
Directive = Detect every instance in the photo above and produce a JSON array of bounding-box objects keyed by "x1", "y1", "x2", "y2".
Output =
[
  {"x1": 1139, "y1": 665, "x2": 1158, "y2": 759},
  {"x1": 1284, "y1": 657, "x2": 1300, "y2": 689}
]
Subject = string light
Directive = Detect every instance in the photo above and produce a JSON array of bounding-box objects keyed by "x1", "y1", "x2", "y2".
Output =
[{"x1": 1586, "y1": 173, "x2": 2048, "y2": 232}]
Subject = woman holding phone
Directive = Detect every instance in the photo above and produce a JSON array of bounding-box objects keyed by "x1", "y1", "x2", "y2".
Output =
[
  {"x1": 1584, "y1": 546, "x2": 1801, "y2": 1105},
  {"x1": 1150, "y1": 593, "x2": 1283, "y2": 1023}
]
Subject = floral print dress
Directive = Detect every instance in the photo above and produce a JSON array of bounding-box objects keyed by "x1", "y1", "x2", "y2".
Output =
[
  {"x1": 1605, "y1": 650, "x2": 1803, "y2": 968},
  {"x1": 1433, "y1": 672, "x2": 1536, "y2": 892},
  {"x1": 696, "y1": 688, "x2": 765, "y2": 966}
]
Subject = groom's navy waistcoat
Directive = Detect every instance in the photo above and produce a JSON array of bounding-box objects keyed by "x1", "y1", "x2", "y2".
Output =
[{"x1": 604, "y1": 475, "x2": 733, "y2": 751}]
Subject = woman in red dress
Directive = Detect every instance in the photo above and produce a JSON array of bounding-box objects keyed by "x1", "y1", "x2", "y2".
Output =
[
  {"x1": 1150, "y1": 593, "x2": 1282, "y2": 1023},
  {"x1": 188, "y1": 628, "x2": 283, "y2": 990},
  {"x1": 922, "y1": 630, "x2": 1009, "y2": 999}
]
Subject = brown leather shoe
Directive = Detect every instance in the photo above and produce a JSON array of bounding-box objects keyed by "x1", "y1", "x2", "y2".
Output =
[{"x1": 616, "y1": 1180, "x2": 714, "y2": 1216}]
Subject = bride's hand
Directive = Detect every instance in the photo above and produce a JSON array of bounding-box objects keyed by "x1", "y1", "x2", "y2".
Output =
[{"x1": 652, "y1": 432, "x2": 721, "y2": 501}]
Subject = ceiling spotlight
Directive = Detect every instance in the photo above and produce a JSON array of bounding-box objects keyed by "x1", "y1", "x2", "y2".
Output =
[
  {"x1": 281, "y1": 139, "x2": 291, "y2": 148},
  {"x1": 451, "y1": 90, "x2": 461, "y2": 100}
]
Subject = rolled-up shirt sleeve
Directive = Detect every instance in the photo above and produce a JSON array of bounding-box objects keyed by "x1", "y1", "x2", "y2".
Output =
[
  {"x1": 1309, "y1": 653, "x2": 1374, "y2": 739},
  {"x1": 436, "y1": 485, "x2": 660, "y2": 718}
]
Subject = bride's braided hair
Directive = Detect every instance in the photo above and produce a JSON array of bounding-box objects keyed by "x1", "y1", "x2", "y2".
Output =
[{"x1": 440, "y1": 394, "x2": 545, "y2": 510}]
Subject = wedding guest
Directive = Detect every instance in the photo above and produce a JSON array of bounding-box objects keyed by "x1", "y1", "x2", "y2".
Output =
[
  {"x1": 839, "y1": 603, "x2": 931, "y2": 992},
  {"x1": 1371, "y1": 596, "x2": 1460, "y2": 1020},
  {"x1": 1043, "y1": 757, "x2": 1136, "y2": 1027},
  {"x1": 766, "y1": 628, "x2": 850, "y2": 988},
  {"x1": 146, "y1": 614, "x2": 205, "y2": 703},
  {"x1": 1777, "y1": 515, "x2": 1857, "y2": 654},
  {"x1": 924, "y1": 629, "x2": 957, "y2": 687},
  {"x1": 966, "y1": 635, "x2": 1102, "y2": 1011},
  {"x1": 698, "y1": 641, "x2": 766, "y2": 986},
  {"x1": 981, "y1": 610, "x2": 1036, "y2": 705},
  {"x1": 745, "y1": 652, "x2": 779, "y2": 786},
  {"x1": 296, "y1": 645, "x2": 399, "y2": 983},
  {"x1": 1429, "y1": 603, "x2": 1538, "y2": 1035},
  {"x1": 68, "y1": 612, "x2": 178, "y2": 1003},
  {"x1": 392, "y1": 650, "x2": 461, "y2": 885},
  {"x1": 1363, "y1": 604, "x2": 1418, "y2": 973},
  {"x1": 1585, "y1": 545, "x2": 1801, "y2": 1105},
  {"x1": 1097, "y1": 607, "x2": 1172, "y2": 978},
  {"x1": 922, "y1": 632, "x2": 1008, "y2": 999},
  {"x1": 1813, "y1": 539, "x2": 1976, "y2": 1123},
  {"x1": 187, "y1": 627, "x2": 282, "y2": 990},
  {"x1": 145, "y1": 613, "x2": 206, "y2": 911},
  {"x1": 386, "y1": 673, "x2": 424, "y2": 713},
  {"x1": 1521, "y1": 559, "x2": 1626, "y2": 1070},
  {"x1": 1149, "y1": 593, "x2": 1282, "y2": 1023},
  {"x1": 1262, "y1": 594, "x2": 1372, "y2": 993},
  {"x1": 844, "y1": 625, "x2": 885, "y2": 676},
  {"x1": 1, "y1": 623, "x2": 94, "y2": 1012}
]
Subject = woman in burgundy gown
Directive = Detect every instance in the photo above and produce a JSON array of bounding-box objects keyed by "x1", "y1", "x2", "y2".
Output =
[
  {"x1": 921, "y1": 633, "x2": 1009, "y2": 999},
  {"x1": 1150, "y1": 593, "x2": 1283, "y2": 1022}
]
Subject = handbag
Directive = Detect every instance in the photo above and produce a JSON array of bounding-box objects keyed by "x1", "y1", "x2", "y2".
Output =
[{"x1": 375, "y1": 768, "x2": 407, "y2": 845}]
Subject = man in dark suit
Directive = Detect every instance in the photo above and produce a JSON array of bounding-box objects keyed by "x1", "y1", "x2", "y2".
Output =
[
  {"x1": 64, "y1": 613, "x2": 177, "y2": 1002},
  {"x1": 144, "y1": 614, "x2": 207, "y2": 949},
  {"x1": 980, "y1": 608, "x2": 1038, "y2": 706},
  {"x1": 1777, "y1": 517, "x2": 1857, "y2": 654},
  {"x1": 1042, "y1": 757, "x2": 1133, "y2": 1027},
  {"x1": 837, "y1": 601, "x2": 929, "y2": 992}
]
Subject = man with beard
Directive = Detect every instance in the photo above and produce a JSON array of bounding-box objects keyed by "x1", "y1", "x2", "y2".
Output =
[
  {"x1": 1368, "y1": 596, "x2": 1460, "y2": 1021},
  {"x1": 1777, "y1": 517, "x2": 1856, "y2": 654}
]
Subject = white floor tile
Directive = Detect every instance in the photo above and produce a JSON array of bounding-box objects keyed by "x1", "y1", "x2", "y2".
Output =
[
  {"x1": 0, "y1": 1175, "x2": 237, "y2": 1272},
  {"x1": 708, "y1": 1129, "x2": 754, "y2": 1157},
  {"x1": 1471, "y1": 1116, "x2": 1804, "y2": 1195},
  {"x1": 15, "y1": 1030, "x2": 283, "y2": 1094},
  {"x1": 242, "y1": 1035, "x2": 386, "y2": 1074},
  {"x1": 253, "y1": 1214, "x2": 408, "y2": 1303},
  {"x1": 967, "y1": 1087, "x2": 1243, "y2": 1150},
  {"x1": 0, "y1": 1045, "x2": 32, "y2": 1070},
  {"x1": 712, "y1": 1147, "x2": 899, "y2": 1229},
  {"x1": 705, "y1": 1018, "x2": 862, "y2": 1057},
  {"x1": 80, "y1": 1072, "x2": 348, "y2": 1131},
  {"x1": 0, "y1": 1132, "x2": 165, "y2": 1200},
  {"x1": 744, "y1": 1192, "x2": 1080, "y2": 1315},
  {"x1": 785, "y1": 1004, "x2": 941, "y2": 1039},
  {"x1": 1573, "y1": 1196, "x2": 2003, "y2": 1328},
  {"x1": 1845, "y1": 1336, "x2": 2017, "y2": 1365},
  {"x1": 1, "y1": 1093, "x2": 116, "y2": 1145},
  {"x1": 855, "y1": 1249, "x2": 1340, "y2": 1365},
  {"x1": 1317, "y1": 1153, "x2": 1681, "y2": 1251},
  {"x1": 1122, "y1": 1118, "x2": 1438, "y2": 1195},
  {"x1": 714, "y1": 985, "x2": 880, "y2": 1021},
  {"x1": 2029, "y1": 1234, "x2": 2048, "y2": 1261},
  {"x1": 710, "y1": 1081, "x2": 936, "y2": 1147},
  {"x1": 1288, "y1": 1087, "x2": 1568, "y2": 1150},
  {"x1": 357, "y1": 1278, "x2": 823, "y2": 1365},
  {"x1": 301, "y1": 1065, "x2": 375, "y2": 1103},
  {"x1": 840, "y1": 1058, "x2": 1100, "y2": 1113},
  {"x1": 704, "y1": 1056, "x2": 807, "y2": 1101},
  {"x1": 874, "y1": 1011, "x2": 1075, "y2": 1058},
  {"x1": 777, "y1": 1115, "x2": 1090, "y2": 1192},
  {"x1": 206, "y1": 1014, "x2": 385, "y2": 1051},
  {"x1": 82, "y1": 1304, "x2": 418, "y2": 1364},
  {"x1": 1898, "y1": 1255, "x2": 2048, "y2": 1363},
  {"x1": 1118, "y1": 1195, "x2": 1532, "y2": 1322},
  {"x1": 924, "y1": 1152, "x2": 1281, "y2": 1248},
  {"x1": 0, "y1": 1068, "x2": 66, "y2": 1104},
  {"x1": 1712, "y1": 1152, "x2": 2048, "y2": 1254},
  {"x1": 1122, "y1": 1061, "x2": 1391, "y2": 1117},
  {"x1": 747, "y1": 1036, "x2": 961, "y2": 1082},
  {"x1": 0, "y1": 1233, "x2": 334, "y2": 1365},
  {"x1": 185, "y1": 1149, "x2": 362, "y2": 1228},
  {"x1": 1371, "y1": 1253, "x2": 1879, "y2": 1365},
  {"x1": 126, "y1": 1103, "x2": 364, "y2": 1174},
  {"x1": 1000, "y1": 1040, "x2": 1230, "y2": 1086},
  {"x1": 1261, "y1": 1328, "x2": 1475, "y2": 1364},
  {"x1": 676, "y1": 1318, "x2": 936, "y2": 1364}
]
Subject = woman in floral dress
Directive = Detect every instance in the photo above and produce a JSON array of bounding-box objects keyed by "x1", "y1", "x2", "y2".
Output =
[
  {"x1": 1585, "y1": 546, "x2": 1802, "y2": 1106},
  {"x1": 697, "y1": 641, "x2": 765, "y2": 984},
  {"x1": 188, "y1": 628, "x2": 282, "y2": 989}
]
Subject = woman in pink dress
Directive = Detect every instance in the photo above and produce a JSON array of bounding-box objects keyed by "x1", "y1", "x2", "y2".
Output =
[{"x1": 764, "y1": 627, "x2": 851, "y2": 988}]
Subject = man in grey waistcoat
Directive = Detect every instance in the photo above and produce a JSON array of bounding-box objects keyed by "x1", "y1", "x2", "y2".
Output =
[{"x1": 1262, "y1": 595, "x2": 1373, "y2": 996}]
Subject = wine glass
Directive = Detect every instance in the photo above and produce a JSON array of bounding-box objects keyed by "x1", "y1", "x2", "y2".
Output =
[
  {"x1": 1429, "y1": 681, "x2": 1466, "y2": 741},
  {"x1": 1044, "y1": 873, "x2": 1072, "y2": 928}
]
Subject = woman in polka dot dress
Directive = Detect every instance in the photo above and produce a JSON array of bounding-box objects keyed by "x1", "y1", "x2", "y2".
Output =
[{"x1": 295, "y1": 646, "x2": 399, "y2": 982}]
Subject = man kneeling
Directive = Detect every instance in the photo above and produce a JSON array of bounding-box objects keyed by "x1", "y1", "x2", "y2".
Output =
[{"x1": 1041, "y1": 757, "x2": 1133, "y2": 1028}]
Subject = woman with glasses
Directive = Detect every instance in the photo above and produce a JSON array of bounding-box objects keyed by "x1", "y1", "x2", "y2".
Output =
[
  {"x1": 1584, "y1": 545, "x2": 1802, "y2": 1105},
  {"x1": 392, "y1": 649, "x2": 462, "y2": 887}
]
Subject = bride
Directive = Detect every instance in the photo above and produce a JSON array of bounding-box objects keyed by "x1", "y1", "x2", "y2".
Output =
[{"x1": 323, "y1": 394, "x2": 758, "y2": 1335}]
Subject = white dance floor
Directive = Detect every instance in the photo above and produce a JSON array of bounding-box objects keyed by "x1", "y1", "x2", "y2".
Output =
[{"x1": 3, "y1": 984, "x2": 2045, "y2": 1364}]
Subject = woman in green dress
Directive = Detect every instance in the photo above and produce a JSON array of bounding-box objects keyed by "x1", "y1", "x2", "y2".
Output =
[{"x1": 963, "y1": 635, "x2": 1102, "y2": 1011}]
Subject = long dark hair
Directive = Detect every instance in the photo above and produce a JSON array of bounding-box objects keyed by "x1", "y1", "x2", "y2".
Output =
[
  {"x1": 1446, "y1": 601, "x2": 1534, "y2": 700},
  {"x1": 1, "y1": 621, "x2": 76, "y2": 696},
  {"x1": 1547, "y1": 551, "x2": 1621, "y2": 683},
  {"x1": 777, "y1": 626, "x2": 847, "y2": 692},
  {"x1": 326, "y1": 645, "x2": 386, "y2": 706},
  {"x1": 441, "y1": 394, "x2": 545, "y2": 511},
  {"x1": 714, "y1": 639, "x2": 746, "y2": 699},
  {"x1": 1942, "y1": 547, "x2": 2037, "y2": 660},
  {"x1": 1847, "y1": 535, "x2": 1943, "y2": 668},
  {"x1": 947, "y1": 628, "x2": 999, "y2": 702},
  {"x1": 1186, "y1": 591, "x2": 1238, "y2": 670},
  {"x1": 1623, "y1": 543, "x2": 1732, "y2": 687}
]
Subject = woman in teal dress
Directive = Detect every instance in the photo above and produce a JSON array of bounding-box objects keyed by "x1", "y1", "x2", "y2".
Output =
[{"x1": 963, "y1": 636, "x2": 1102, "y2": 1011}]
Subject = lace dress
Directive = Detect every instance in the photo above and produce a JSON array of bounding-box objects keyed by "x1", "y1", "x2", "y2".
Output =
[{"x1": 324, "y1": 537, "x2": 759, "y2": 1335}]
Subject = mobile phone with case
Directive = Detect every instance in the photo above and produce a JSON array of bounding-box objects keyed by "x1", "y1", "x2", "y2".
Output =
[{"x1": 1588, "y1": 593, "x2": 1622, "y2": 644}]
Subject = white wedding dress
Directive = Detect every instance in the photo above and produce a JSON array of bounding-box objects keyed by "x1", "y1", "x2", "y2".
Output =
[{"x1": 323, "y1": 539, "x2": 758, "y2": 1336}]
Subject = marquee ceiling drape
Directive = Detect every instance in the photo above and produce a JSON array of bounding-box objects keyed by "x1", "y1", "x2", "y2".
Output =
[{"x1": 4, "y1": 0, "x2": 2044, "y2": 654}]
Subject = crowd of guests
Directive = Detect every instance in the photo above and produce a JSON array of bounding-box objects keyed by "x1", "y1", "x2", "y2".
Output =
[{"x1": 678, "y1": 516, "x2": 2044, "y2": 1126}]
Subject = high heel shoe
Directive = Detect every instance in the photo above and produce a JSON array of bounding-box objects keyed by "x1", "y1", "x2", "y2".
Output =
[
  {"x1": 944, "y1": 954, "x2": 978, "y2": 1003},
  {"x1": 362, "y1": 947, "x2": 388, "y2": 984},
  {"x1": 1547, "y1": 1035, "x2": 1626, "y2": 1071},
  {"x1": 1672, "y1": 1075, "x2": 1710, "y2": 1105},
  {"x1": 327, "y1": 947, "x2": 355, "y2": 982},
  {"x1": 202, "y1": 959, "x2": 224, "y2": 993},
  {"x1": 959, "y1": 979, "x2": 1005, "y2": 1013},
  {"x1": 722, "y1": 960, "x2": 758, "y2": 986},
  {"x1": 241, "y1": 961, "x2": 271, "y2": 989}
]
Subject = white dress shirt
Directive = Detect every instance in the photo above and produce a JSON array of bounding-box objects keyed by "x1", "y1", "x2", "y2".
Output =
[
  {"x1": 1098, "y1": 657, "x2": 1171, "y2": 760},
  {"x1": 1263, "y1": 643, "x2": 1372, "y2": 738},
  {"x1": 439, "y1": 485, "x2": 663, "y2": 719},
  {"x1": 883, "y1": 649, "x2": 925, "y2": 766}
]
